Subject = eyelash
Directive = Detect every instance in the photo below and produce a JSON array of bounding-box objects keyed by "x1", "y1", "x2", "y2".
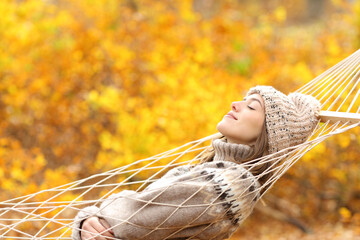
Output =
[{"x1": 247, "y1": 106, "x2": 255, "y2": 110}]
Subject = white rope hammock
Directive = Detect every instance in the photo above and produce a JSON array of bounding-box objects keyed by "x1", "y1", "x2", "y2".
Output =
[{"x1": 1, "y1": 49, "x2": 360, "y2": 239}]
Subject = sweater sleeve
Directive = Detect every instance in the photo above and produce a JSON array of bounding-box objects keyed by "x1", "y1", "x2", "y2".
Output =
[{"x1": 96, "y1": 161, "x2": 260, "y2": 240}]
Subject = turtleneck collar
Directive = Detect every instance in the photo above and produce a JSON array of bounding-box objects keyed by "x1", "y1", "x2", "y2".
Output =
[{"x1": 212, "y1": 138, "x2": 254, "y2": 163}]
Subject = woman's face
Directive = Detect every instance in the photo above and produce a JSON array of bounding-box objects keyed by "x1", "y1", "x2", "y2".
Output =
[{"x1": 217, "y1": 93, "x2": 265, "y2": 145}]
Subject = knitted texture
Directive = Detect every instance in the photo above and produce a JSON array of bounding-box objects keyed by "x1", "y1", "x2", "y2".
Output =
[
  {"x1": 247, "y1": 86, "x2": 321, "y2": 154},
  {"x1": 72, "y1": 141, "x2": 259, "y2": 240},
  {"x1": 212, "y1": 138, "x2": 254, "y2": 163}
]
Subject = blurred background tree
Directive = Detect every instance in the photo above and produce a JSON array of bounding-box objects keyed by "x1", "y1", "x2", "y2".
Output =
[{"x1": 0, "y1": 0, "x2": 359, "y2": 238}]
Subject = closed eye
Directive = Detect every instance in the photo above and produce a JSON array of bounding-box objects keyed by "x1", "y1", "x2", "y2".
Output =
[{"x1": 247, "y1": 105, "x2": 255, "y2": 110}]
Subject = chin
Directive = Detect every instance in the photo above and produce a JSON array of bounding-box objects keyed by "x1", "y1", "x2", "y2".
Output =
[
  {"x1": 216, "y1": 121, "x2": 225, "y2": 134},
  {"x1": 216, "y1": 122, "x2": 230, "y2": 138}
]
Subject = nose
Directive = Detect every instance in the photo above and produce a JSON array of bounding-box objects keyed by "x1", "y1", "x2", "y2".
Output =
[{"x1": 231, "y1": 101, "x2": 242, "y2": 112}]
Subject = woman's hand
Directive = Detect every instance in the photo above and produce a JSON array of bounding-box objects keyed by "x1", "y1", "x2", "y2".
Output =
[{"x1": 80, "y1": 217, "x2": 115, "y2": 240}]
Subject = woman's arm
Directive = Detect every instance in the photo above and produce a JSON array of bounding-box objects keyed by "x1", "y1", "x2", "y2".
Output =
[{"x1": 96, "y1": 162, "x2": 260, "y2": 240}]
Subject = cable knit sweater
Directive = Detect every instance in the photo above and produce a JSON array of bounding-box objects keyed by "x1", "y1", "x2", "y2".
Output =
[{"x1": 72, "y1": 139, "x2": 260, "y2": 240}]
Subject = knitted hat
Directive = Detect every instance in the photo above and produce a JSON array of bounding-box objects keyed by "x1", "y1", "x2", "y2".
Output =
[{"x1": 247, "y1": 86, "x2": 321, "y2": 154}]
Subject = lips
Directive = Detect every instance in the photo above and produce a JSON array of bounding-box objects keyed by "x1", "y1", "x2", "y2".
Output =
[{"x1": 225, "y1": 112, "x2": 238, "y2": 120}]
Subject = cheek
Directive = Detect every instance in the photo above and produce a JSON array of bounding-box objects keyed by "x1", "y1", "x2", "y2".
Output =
[
  {"x1": 251, "y1": 114, "x2": 265, "y2": 127},
  {"x1": 243, "y1": 113, "x2": 265, "y2": 134}
]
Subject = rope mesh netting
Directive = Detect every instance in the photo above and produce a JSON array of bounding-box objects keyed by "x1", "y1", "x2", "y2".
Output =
[{"x1": 1, "y1": 49, "x2": 360, "y2": 239}]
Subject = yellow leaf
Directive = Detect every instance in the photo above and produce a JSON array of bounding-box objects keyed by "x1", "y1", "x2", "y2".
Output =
[
  {"x1": 274, "y1": 6, "x2": 287, "y2": 23},
  {"x1": 339, "y1": 207, "x2": 352, "y2": 221}
]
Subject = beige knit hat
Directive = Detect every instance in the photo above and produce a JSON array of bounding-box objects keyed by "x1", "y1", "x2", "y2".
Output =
[{"x1": 247, "y1": 86, "x2": 321, "y2": 154}]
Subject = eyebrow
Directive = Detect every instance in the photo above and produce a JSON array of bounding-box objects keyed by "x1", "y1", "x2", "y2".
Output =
[{"x1": 244, "y1": 97, "x2": 264, "y2": 108}]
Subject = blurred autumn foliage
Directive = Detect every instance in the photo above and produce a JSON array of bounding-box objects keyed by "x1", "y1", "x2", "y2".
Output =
[{"x1": 1, "y1": 0, "x2": 360, "y2": 238}]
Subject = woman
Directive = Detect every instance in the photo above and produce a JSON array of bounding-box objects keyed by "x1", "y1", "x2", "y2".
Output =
[{"x1": 72, "y1": 86, "x2": 320, "y2": 240}]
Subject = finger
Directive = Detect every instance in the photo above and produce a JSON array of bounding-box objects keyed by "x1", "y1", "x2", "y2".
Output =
[
  {"x1": 99, "y1": 218, "x2": 115, "y2": 235},
  {"x1": 82, "y1": 226, "x2": 107, "y2": 240},
  {"x1": 82, "y1": 217, "x2": 100, "y2": 232},
  {"x1": 90, "y1": 218, "x2": 114, "y2": 239},
  {"x1": 82, "y1": 217, "x2": 114, "y2": 239}
]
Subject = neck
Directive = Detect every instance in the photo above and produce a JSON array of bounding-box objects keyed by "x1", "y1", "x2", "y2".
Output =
[{"x1": 212, "y1": 138, "x2": 254, "y2": 163}]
